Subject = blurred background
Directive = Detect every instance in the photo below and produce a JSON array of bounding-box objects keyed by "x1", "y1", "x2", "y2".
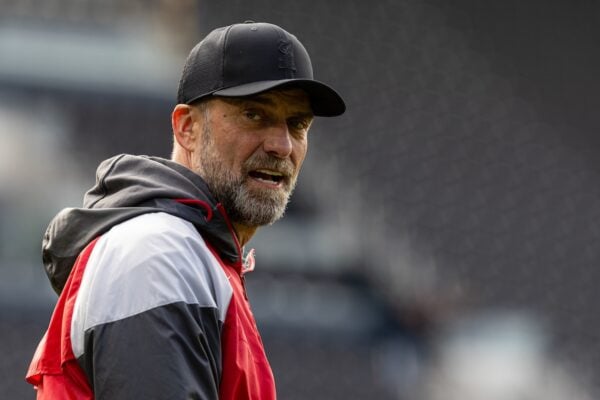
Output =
[{"x1": 1, "y1": 0, "x2": 600, "y2": 399}]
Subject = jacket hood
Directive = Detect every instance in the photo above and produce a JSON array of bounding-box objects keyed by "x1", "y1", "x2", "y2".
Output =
[{"x1": 43, "y1": 154, "x2": 241, "y2": 295}]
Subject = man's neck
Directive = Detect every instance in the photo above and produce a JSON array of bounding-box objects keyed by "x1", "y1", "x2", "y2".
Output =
[{"x1": 232, "y1": 222, "x2": 258, "y2": 248}]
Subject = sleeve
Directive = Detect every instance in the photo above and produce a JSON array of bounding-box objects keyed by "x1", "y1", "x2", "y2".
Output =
[
  {"x1": 80, "y1": 302, "x2": 222, "y2": 399},
  {"x1": 70, "y1": 213, "x2": 233, "y2": 400}
]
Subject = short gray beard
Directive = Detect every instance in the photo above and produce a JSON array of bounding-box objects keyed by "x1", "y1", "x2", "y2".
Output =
[{"x1": 199, "y1": 121, "x2": 297, "y2": 227}]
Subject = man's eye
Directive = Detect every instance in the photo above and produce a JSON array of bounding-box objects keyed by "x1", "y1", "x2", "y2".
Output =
[
  {"x1": 289, "y1": 118, "x2": 310, "y2": 131},
  {"x1": 243, "y1": 111, "x2": 262, "y2": 121}
]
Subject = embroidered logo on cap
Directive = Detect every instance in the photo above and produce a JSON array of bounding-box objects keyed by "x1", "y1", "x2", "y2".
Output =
[{"x1": 278, "y1": 39, "x2": 296, "y2": 77}]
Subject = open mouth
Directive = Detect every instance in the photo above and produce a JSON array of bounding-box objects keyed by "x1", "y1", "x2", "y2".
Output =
[{"x1": 248, "y1": 169, "x2": 285, "y2": 185}]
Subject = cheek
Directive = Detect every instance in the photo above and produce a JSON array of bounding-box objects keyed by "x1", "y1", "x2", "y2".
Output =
[
  {"x1": 292, "y1": 140, "x2": 308, "y2": 170},
  {"x1": 212, "y1": 132, "x2": 246, "y2": 168},
  {"x1": 230, "y1": 141, "x2": 259, "y2": 172},
  {"x1": 235, "y1": 135, "x2": 267, "y2": 163}
]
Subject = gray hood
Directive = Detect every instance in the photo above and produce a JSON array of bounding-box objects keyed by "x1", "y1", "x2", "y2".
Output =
[{"x1": 43, "y1": 154, "x2": 241, "y2": 295}]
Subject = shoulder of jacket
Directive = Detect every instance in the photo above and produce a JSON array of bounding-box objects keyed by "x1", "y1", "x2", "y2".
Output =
[{"x1": 73, "y1": 212, "x2": 233, "y2": 332}]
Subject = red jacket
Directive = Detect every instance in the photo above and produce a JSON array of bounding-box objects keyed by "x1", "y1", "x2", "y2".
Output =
[{"x1": 26, "y1": 155, "x2": 276, "y2": 399}]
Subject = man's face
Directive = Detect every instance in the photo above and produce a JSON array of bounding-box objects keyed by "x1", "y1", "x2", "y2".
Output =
[{"x1": 191, "y1": 88, "x2": 313, "y2": 227}]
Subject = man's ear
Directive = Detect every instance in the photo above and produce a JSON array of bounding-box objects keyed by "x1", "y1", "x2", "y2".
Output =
[{"x1": 171, "y1": 104, "x2": 197, "y2": 151}]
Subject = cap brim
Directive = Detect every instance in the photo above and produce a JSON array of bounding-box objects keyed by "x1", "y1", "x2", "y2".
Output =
[{"x1": 214, "y1": 79, "x2": 346, "y2": 117}]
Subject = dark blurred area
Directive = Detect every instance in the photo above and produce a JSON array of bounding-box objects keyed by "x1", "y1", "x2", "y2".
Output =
[{"x1": 2, "y1": 1, "x2": 600, "y2": 399}]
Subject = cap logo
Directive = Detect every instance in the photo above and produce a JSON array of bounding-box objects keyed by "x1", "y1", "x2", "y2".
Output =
[{"x1": 278, "y1": 39, "x2": 296, "y2": 76}]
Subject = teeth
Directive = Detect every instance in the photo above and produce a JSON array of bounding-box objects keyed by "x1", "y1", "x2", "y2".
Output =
[{"x1": 255, "y1": 169, "x2": 283, "y2": 176}]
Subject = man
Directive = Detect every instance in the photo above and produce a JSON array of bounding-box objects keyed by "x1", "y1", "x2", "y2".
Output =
[{"x1": 26, "y1": 21, "x2": 345, "y2": 399}]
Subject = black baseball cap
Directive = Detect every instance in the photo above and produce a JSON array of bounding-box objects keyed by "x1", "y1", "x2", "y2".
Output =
[{"x1": 177, "y1": 21, "x2": 345, "y2": 117}]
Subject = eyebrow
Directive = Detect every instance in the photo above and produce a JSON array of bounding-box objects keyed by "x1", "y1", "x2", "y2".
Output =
[{"x1": 289, "y1": 111, "x2": 314, "y2": 120}]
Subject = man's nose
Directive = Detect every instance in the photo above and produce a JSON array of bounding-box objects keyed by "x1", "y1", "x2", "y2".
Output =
[{"x1": 262, "y1": 122, "x2": 293, "y2": 158}]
